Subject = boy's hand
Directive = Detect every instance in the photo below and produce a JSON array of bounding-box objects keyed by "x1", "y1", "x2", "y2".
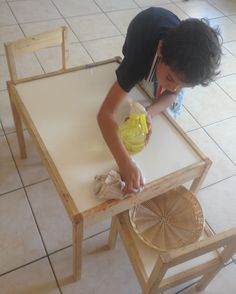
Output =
[{"x1": 119, "y1": 160, "x2": 144, "y2": 195}]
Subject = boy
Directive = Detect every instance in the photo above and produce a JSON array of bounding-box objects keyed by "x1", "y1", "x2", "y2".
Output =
[{"x1": 97, "y1": 7, "x2": 222, "y2": 194}]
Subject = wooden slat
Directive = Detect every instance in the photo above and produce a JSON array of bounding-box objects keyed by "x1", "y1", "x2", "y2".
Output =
[
  {"x1": 11, "y1": 27, "x2": 64, "y2": 55},
  {"x1": 159, "y1": 258, "x2": 221, "y2": 291},
  {"x1": 82, "y1": 161, "x2": 206, "y2": 226},
  {"x1": 160, "y1": 227, "x2": 236, "y2": 267}
]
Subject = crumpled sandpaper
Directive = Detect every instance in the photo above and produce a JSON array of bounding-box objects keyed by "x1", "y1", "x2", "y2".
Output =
[{"x1": 94, "y1": 170, "x2": 126, "y2": 200}]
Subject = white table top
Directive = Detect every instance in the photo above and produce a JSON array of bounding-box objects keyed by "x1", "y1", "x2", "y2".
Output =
[{"x1": 15, "y1": 61, "x2": 200, "y2": 212}]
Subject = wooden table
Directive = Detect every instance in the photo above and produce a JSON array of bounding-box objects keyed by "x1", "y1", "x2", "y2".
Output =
[{"x1": 7, "y1": 58, "x2": 211, "y2": 281}]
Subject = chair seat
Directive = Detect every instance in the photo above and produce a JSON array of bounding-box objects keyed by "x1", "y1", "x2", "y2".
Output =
[
  {"x1": 115, "y1": 187, "x2": 236, "y2": 293},
  {"x1": 118, "y1": 208, "x2": 215, "y2": 280},
  {"x1": 129, "y1": 186, "x2": 204, "y2": 251}
]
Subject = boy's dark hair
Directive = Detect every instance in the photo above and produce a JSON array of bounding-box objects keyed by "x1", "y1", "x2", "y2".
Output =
[{"x1": 161, "y1": 18, "x2": 222, "y2": 86}]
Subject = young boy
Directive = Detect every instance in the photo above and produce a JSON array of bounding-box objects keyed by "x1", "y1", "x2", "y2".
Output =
[{"x1": 97, "y1": 7, "x2": 222, "y2": 195}]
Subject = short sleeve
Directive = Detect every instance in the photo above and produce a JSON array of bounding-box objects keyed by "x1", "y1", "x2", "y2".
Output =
[
  {"x1": 116, "y1": 56, "x2": 144, "y2": 92},
  {"x1": 115, "y1": 11, "x2": 149, "y2": 92}
]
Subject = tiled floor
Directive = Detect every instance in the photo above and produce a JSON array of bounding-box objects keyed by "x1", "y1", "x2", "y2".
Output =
[{"x1": 0, "y1": 0, "x2": 236, "y2": 293}]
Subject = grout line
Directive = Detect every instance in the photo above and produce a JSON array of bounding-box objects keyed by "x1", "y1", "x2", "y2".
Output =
[
  {"x1": 0, "y1": 256, "x2": 47, "y2": 278},
  {"x1": 174, "y1": 281, "x2": 199, "y2": 294},
  {"x1": 2, "y1": 125, "x2": 62, "y2": 292},
  {"x1": 49, "y1": 0, "x2": 96, "y2": 62},
  {"x1": 215, "y1": 79, "x2": 236, "y2": 104},
  {"x1": 48, "y1": 227, "x2": 111, "y2": 257},
  {"x1": 0, "y1": 186, "x2": 23, "y2": 198},
  {"x1": 105, "y1": 7, "x2": 141, "y2": 36},
  {"x1": 6, "y1": 1, "x2": 46, "y2": 74},
  {"x1": 203, "y1": 127, "x2": 236, "y2": 167},
  {"x1": 200, "y1": 173, "x2": 236, "y2": 191}
]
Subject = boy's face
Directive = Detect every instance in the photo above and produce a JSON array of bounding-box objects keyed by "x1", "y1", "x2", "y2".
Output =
[
  {"x1": 156, "y1": 41, "x2": 194, "y2": 92},
  {"x1": 156, "y1": 61, "x2": 193, "y2": 92}
]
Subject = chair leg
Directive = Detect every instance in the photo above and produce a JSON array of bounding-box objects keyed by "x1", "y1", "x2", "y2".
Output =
[
  {"x1": 9, "y1": 97, "x2": 27, "y2": 159},
  {"x1": 195, "y1": 268, "x2": 221, "y2": 292},
  {"x1": 108, "y1": 216, "x2": 118, "y2": 249},
  {"x1": 195, "y1": 243, "x2": 236, "y2": 291}
]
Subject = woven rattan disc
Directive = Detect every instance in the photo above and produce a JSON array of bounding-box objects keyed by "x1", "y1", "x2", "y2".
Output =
[{"x1": 129, "y1": 186, "x2": 204, "y2": 251}]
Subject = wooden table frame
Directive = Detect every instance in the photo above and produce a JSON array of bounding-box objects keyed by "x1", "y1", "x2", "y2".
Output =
[{"x1": 6, "y1": 56, "x2": 212, "y2": 281}]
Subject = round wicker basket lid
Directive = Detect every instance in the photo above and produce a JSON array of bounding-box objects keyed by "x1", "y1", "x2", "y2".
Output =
[{"x1": 129, "y1": 186, "x2": 204, "y2": 251}]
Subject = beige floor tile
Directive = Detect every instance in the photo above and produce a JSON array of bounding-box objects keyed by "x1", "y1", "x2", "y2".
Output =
[
  {"x1": 156, "y1": 3, "x2": 189, "y2": 20},
  {"x1": 210, "y1": 17, "x2": 236, "y2": 43},
  {"x1": 208, "y1": 0, "x2": 236, "y2": 16},
  {"x1": 0, "y1": 56, "x2": 9, "y2": 91},
  {"x1": 26, "y1": 180, "x2": 72, "y2": 253},
  {"x1": 84, "y1": 218, "x2": 111, "y2": 240},
  {"x1": 66, "y1": 14, "x2": 120, "y2": 42},
  {"x1": 175, "y1": 0, "x2": 223, "y2": 19},
  {"x1": 8, "y1": 0, "x2": 61, "y2": 23},
  {"x1": 26, "y1": 179, "x2": 112, "y2": 252},
  {"x1": 13, "y1": 52, "x2": 44, "y2": 80},
  {"x1": 107, "y1": 8, "x2": 141, "y2": 34},
  {"x1": 0, "y1": 189, "x2": 45, "y2": 275},
  {"x1": 205, "y1": 117, "x2": 236, "y2": 164},
  {"x1": 0, "y1": 135, "x2": 22, "y2": 195},
  {"x1": 198, "y1": 175, "x2": 236, "y2": 233},
  {"x1": 0, "y1": 90, "x2": 15, "y2": 134},
  {"x1": 216, "y1": 74, "x2": 236, "y2": 102},
  {"x1": 175, "y1": 107, "x2": 200, "y2": 132},
  {"x1": 229, "y1": 14, "x2": 236, "y2": 25},
  {"x1": 0, "y1": 53, "x2": 43, "y2": 90},
  {"x1": 20, "y1": 19, "x2": 79, "y2": 43},
  {"x1": 219, "y1": 47, "x2": 236, "y2": 78},
  {"x1": 83, "y1": 35, "x2": 124, "y2": 62},
  {"x1": 36, "y1": 43, "x2": 92, "y2": 73},
  {"x1": 50, "y1": 232, "x2": 141, "y2": 294},
  {"x1": 52, "y1": 0, "x2": 101, "y2": 17},
  {"x1": 183, "y1": 83, "x2": 236, "y2": 126},
  {"x1": 0, "y1": 24, "x2": 24, "y2": 55},
  {"x1": 0, "y1": 258, "x2": 60, "y2": 294},
  {"x1": 7, "y1": 131, "x2": 49, "y2": 186},
  {"x1": 223, "y1": 40, "x2": 236, "y2": 57},
  {"x1": 95, "y1": 0, "x2": 137, "y2": 12},
  {"x1": 0, "y1": 2, "x2": 17, "y2": 26},
  {"x1": 135, "y1": 0, "x2": 170, "y2": 7},
  {"x1": 187, "y1": 129, "x2": 236, "y2": 187}
]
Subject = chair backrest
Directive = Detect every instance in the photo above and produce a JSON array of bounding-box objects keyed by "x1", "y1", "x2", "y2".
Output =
[
  {"x1": 117, "y1": 211, "x2": 236, "y2": 294},
  {"x1": 149, "y1": 226, "x2": 236, "y2": 293},
  {"x1": 4, "y1": 26, "x2": 68, "y2": 83}
]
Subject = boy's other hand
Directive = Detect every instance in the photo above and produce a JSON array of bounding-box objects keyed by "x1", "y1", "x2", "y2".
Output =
[
  {"x1": 145, "y1": 112, "x2": 152, "y2": 145},
  {"x1": 120, "y1": 160, "x2": 144, "y2": 195}
]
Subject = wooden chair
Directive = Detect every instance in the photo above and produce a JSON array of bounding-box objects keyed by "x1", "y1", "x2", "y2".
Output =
[
  {"x1": 4, "y1": 27, "x2": 69, "y2": 159},
  {"x1": 108, "y1": 187, "x2": 236, "y2": 294}
]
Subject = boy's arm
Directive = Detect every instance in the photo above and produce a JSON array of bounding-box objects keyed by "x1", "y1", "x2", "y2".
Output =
[
  {"x1": 97, "y1": 81, "x2": 144, "y2": 194},
  {"x1": 145, "y1": 89, "x2": 180, "y2": 143},
  {"x1": 146, "y1": 89, "x2": 179, "y2": 118}
]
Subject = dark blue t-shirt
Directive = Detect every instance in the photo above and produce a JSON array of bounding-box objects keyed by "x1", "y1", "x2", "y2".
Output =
[{"x1": 116, "y1": 7, "x2": 180, "y2": 92}]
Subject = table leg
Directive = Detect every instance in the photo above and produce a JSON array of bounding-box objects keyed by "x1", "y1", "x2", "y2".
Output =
[
  {"x1": 72, "y1": 219, "x2": 83, "y2": 281},
  {"x1": 8, "y1": 84, "x2": 26, "y2": 159},
  {"x1": 108, "y1": 216, "x2": 118, "y2": 249},
  {"x1": 190, "y1": 160, "x2": 211, "y2": 194}
]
